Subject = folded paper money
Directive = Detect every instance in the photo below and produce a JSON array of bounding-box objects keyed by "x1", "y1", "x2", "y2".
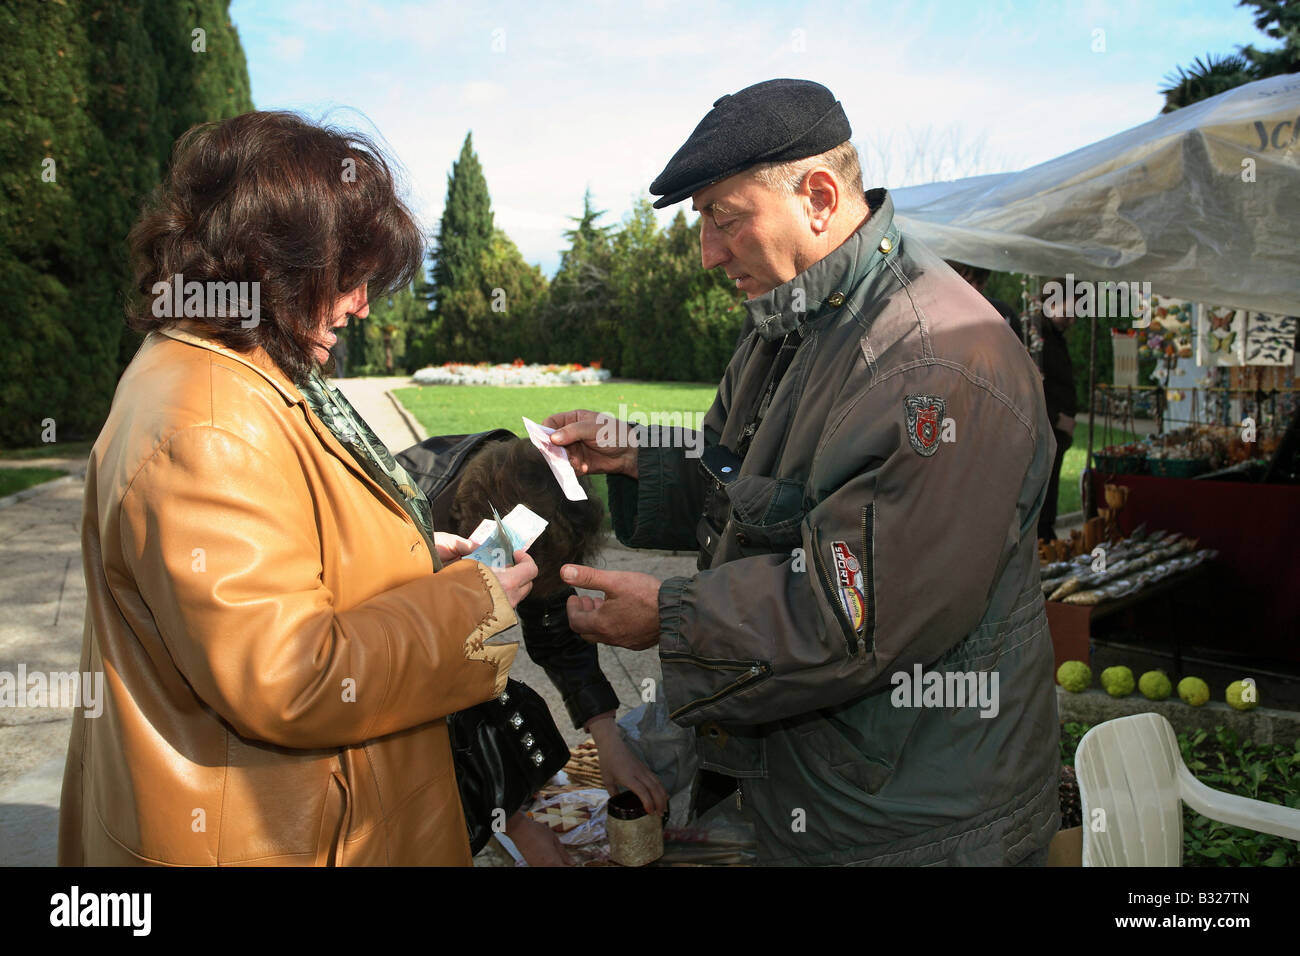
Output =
[
  {"x1": 522, "y1": 416, "x2": 587, "y2": 501},
  {"x1": 465, "y1": 502, "x2": 549, "y2": 568}
]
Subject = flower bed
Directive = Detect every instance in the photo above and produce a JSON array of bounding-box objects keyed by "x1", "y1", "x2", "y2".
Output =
[{"x1": 411, "y1": 361, "x2": 611, "y2": 387}]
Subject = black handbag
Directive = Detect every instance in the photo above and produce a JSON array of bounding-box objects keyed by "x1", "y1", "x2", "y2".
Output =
[{"x1": 446, "y1": 679, "x2": 570, "y2": 854}]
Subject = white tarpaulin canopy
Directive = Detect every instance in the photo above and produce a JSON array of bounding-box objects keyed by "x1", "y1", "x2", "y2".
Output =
[{"x1": 891, "y1": 74, "x2": 1300, "y2": 316}]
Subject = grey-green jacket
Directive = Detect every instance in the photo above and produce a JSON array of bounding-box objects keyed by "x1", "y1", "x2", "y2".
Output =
[{"x1": 608, "y1": 189, "x2": 1061, "y2": 865}]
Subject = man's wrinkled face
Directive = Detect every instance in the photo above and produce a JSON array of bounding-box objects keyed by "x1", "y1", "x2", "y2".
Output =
[{"x1": 692, "y1": 171, "x2": 808, "y2": 299}]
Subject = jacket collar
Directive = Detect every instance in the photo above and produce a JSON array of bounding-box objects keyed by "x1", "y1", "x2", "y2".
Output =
[
  {"x1": 746, "y1": 188, "x2": 901, "y2": 341},
  {"x1": 157, "y1": 321, "x2": 306, "y2": 405},
  {"x1": 154, "y1": 323, "x2": 415, "y2": 531}
]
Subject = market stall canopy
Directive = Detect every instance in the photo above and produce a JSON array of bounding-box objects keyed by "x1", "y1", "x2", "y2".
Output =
[{"x1": 891, "y1": 74, "x2": 1300, "y2": 316}]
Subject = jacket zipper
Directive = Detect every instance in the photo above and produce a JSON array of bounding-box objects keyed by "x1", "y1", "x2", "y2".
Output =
[
  {"x1": 860, "y1": 503, "x2": 876, "y2": 654},
  {"x1": 660, "y1": 653, "x2": 771, "y2": 721},
  {"x1": 811, "y1": 525, "x2": 860, "y2": 656}
]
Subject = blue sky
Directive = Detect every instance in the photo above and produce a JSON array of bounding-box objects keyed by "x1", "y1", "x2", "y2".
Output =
[{"x1": 229, "y1": 0, "x2": 1269, "y2": 275}]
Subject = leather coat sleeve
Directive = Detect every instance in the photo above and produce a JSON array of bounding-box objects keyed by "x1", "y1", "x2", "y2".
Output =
[
  {"x1": 118, "y1": 424, "x2": 518, "y2": 749},
  {"x1": 656, "y1": 363, "x2": 1047, "y2": 726},
  {"x1": 516, "y1": 587, "x2": 619, "y2": 729}
]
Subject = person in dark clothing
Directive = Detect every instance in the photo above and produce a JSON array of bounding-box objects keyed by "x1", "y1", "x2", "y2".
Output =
[
  {"x1": 448, "y1": 438, "x2": 669, "y2": 862},
  {"x1": 1034, "y1": 278, "x2": 1079, "y2": 541},
  {"x1": 946, "y1": 260, "x2": 1025, "y2": 344},
  {"x1": 395, "y1": 431, "x2": 670, "y2": 863},
  {"x1": 448, "y1": 440, "x2": 620, "y2": 739}
]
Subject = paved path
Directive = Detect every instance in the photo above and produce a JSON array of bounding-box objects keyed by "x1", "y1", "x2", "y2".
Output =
[
  {"x1": 331, "y1": 375, "x2": 428, "y2": 447},
  {"x1": 0, "y1": 380, "x2": 695, "y2": 865},
  {"x1": 0, "y1": 472, "x2": 88, "y2": 865}
]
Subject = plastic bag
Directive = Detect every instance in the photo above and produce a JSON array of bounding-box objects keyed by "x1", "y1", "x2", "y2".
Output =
[{"x1": 616, "y1": 695, "x2": 698, "y2": 828}]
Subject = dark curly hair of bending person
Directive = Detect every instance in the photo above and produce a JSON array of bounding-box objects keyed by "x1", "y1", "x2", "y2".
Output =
[{"x1": 449, "y1": 439, "x2": 606, "y2": 595}]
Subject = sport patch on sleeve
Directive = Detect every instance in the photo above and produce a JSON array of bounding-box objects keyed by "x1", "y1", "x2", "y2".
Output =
[{"x1": 830, "y1": 540, "x2": 865, "y2": 631}]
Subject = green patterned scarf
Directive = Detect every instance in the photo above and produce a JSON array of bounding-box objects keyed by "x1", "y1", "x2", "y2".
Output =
[{"x1": 300, "y1": 368, "x2": 443, "y2": 571}]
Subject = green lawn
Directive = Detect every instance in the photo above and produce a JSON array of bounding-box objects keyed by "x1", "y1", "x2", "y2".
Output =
[
  {"x1": 394, "y1": 383, "x2": 1138, "y2": 520},
  {"x1": 0, "y1": 466, "x2": 67, "y2": 498},
  {"x1": 1058, "y1": 425, "x2": 1141, "y2": 515},
  {"x1": 394, "y1": 381, "x2": 719, "y2": 508}
]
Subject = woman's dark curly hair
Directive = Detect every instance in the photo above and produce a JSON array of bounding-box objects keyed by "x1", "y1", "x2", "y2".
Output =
[
  {"x1": 126, "y1": 110, "x2": 422, "y2": 384},
  {"x1": 450, "y1": 439, "x2": 607, "y2": 596}
]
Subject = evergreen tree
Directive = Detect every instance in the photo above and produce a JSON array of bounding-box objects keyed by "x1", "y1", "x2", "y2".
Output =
[
  {"x1": 411, "y1": 139, "x2": 548, "y2": 368},
  {"x1": 430, "y1": 229, "x2": 546, "y2": 364},
  {"x1": 364, "y1": 283, "x2": 426, "y2": 374},
  {"x1": 436, "y1": 136, "x2": 496, "y2": 304},
  {"x1": 0, "y1": 0, "x2": 253, "y2": 446},
  {"x1": 430, "y1": 132, "x2": 494, "y2": 359},
  {"x1": 605, "y1": 201, "x2": 745, "y2": 381},
  {"x1": 476, "y1": 229, "x2": 549, "y2": 363},
  {"x1": 546, "y1": 193, "x2": 743, "y2": 381},
  {"x1": 433, "y1": 133, "x2": 494, "y2": 294},
  {"x1": 545, "y1": 189, "x2": 615, "y2": 365},
  {"x1": 676, "y1": 212, "x2": 748, "y2": 380},
  {"x1": 409, "y1": 255, "x2": 439, "y2": 365},
  {"x1": 346, "y1": 305, "x2": 373, "y2": 372},
  {"x1": 562, "y1": 187, "x2": 615, "y2": 249},
  {"x1": 1239, "y1": 0, "x2": 1300, "y2": 77},
  {"x1": 609, "y1": 199, "x2": 680, "y2": 378}
]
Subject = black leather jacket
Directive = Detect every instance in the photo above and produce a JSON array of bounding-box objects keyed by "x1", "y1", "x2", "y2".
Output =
[{"x1": 515, "y1": 586, "x2": 619, "y2": 730}]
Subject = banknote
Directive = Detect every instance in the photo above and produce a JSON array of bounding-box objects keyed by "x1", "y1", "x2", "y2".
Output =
[
  {"x1": 522, "y1": 416, "x2": 587, "y2": 501},
  {"x1": 465, "y1": 502, "x2": 549, "y2": 568}
]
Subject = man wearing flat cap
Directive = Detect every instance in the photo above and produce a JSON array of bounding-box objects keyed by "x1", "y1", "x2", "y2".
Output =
[{"x1": 547, "y1": 79, "x2": 1060, "y2": 866}]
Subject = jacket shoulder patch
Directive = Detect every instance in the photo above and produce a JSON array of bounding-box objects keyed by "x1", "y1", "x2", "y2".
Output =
[{"x1": 904, "y1": 394, "x2": 945, "y2": 457}]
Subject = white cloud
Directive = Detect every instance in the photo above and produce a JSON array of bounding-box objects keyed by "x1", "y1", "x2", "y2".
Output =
[
  {"x1": 458, "y1": 80, "x2": 508, "y2": 108},
  {"x1": 272, "y1": 34, "x2": 307, "y2": 62}
]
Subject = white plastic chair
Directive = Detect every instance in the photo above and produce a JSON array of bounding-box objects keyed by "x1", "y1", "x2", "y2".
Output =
[{"x1": 1074, "y1": 712, "x2": 1300, "y2": 866}]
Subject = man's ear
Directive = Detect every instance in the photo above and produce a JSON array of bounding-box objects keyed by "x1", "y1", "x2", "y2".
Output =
[{"x1": 803, "y1": 168, "x2": 840, "y2": 233}]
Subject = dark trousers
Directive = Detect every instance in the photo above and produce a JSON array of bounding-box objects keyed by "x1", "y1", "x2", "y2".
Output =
[{"x1": 1038, "y1": 427, "x2": 1072, "y2": 541}]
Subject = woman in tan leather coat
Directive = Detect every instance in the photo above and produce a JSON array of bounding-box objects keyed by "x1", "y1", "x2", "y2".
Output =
[{"x1": 58, "y1": 111, "x2": 537, "y2": 866}]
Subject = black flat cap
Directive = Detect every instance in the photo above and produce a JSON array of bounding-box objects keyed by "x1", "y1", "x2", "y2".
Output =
[{"x1": 649, "y1": 78, "x2": 852, "y2": 209}]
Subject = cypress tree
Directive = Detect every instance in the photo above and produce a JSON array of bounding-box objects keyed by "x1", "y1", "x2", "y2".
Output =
[
  {"x1": 432, "y1": 133, "x2": 493, "y2": 307},
  {"x1": 428, "y1": 133, "x2": 501, "y2": 361},
  {"x1": 544, "y1": 189, "x2": 614, "y2": 365}
]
